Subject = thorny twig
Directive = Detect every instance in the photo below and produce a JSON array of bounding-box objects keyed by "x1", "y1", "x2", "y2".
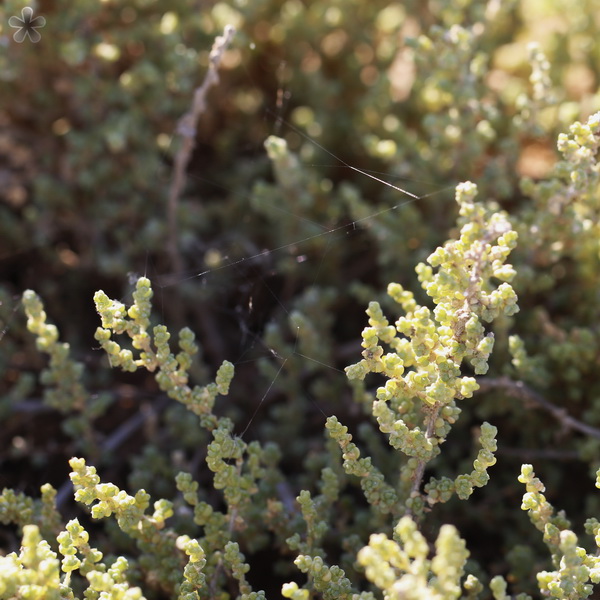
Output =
[
  {"x1": 477, "y1": 375, "x2": 600, "y2": 440},
  {"x1": 167, "y1": 25, "x2": 236, "y2": 281}
]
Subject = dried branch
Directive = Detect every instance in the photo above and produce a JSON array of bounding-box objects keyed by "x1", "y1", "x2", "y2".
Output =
[
  {"x1": 476, "y1": 375, "x2": 600, "y2": 440},
  {"x1": 56, "y1": 396, "x2": 170, "y2": 510},
  {"x1": 497, "y1": 446, "x2": 580, "y2": 461},
  {"x1": 167, "y1": 24, "x2": 236, "y2": 281}
]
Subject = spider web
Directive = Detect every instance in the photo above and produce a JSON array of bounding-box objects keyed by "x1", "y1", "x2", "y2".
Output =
[
  {"x1": 0, "y1": 64, "x2": 465, "y2": 540},
  {"x1": 0, "y1": 61, "x2": 456, "y2": 455},
  {"x1": 143, "y1": 105, "x2": 455, "y2": 441}
]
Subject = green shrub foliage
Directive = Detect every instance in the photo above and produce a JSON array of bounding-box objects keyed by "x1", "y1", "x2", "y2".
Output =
[{"x1": 1, "y1": 0, "x2": 600, "y2": 598}]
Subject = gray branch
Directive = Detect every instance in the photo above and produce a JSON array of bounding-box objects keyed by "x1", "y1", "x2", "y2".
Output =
[
  {"x1": 476, "y1": 376, "x2": 600, "y2": 439},
  {"x1": 167, "y1": 25, "x2": 236, "y2": 281}
]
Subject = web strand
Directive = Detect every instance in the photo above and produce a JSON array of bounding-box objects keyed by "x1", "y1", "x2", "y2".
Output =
[
  {"x1": 150, "y1": 111, "x2": 456, "y2": 437},
  {"x1": 156, "y1": 107, "x2": 454, "y2": 290}
]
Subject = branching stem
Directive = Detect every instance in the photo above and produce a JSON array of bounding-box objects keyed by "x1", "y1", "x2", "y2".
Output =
[{"x1": 407, "y1": 402, "x2": 442, "y2": 516}]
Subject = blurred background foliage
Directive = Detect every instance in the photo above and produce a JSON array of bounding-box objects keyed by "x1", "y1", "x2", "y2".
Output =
[{"x1": 1, "y1": 0, "x2": 600, "y2": 597}]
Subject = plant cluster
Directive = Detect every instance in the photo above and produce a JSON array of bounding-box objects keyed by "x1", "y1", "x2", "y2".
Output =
[{"x1": 2, "y1": 0, "x2": 600, "y2": 598}]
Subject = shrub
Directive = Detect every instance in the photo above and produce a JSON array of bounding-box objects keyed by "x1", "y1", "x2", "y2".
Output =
[{"x1": 1, "y1": 0, "x2": 600, "y2": 598}]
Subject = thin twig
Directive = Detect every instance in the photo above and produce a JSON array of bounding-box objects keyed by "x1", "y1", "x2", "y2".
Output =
[
  {"x1": 167, "y1": 24, "x2": 236, "y2": 281},
  {"x1": 497, "y1": 446, "x2": 580, "y2": 461},
  {"x1": 56, "y1": 396, "x2": 170, "y2": 510},
  {"x1": 476, "y1": 376, "x2": 600, "y2": 440}
]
